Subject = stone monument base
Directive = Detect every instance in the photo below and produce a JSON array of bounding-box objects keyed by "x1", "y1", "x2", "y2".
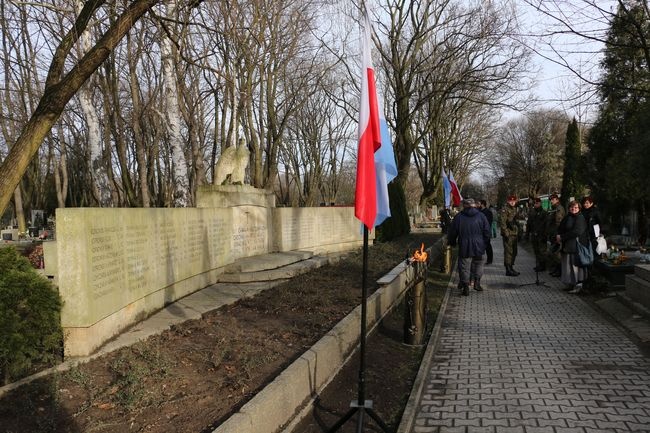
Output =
[{"x1": 196, "y1": 185, "x2": 275, "y2": 208}]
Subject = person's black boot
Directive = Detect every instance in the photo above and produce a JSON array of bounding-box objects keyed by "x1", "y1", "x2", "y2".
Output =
[
  {"x1": 474, "y1": 279, "x2": 483, "y2": 291},
  {"x1": 461, "y1": 283, "x2": 469, "y2": 296},
  {"x1": 510, "y1": 266, "x2": 520, "y2": 276},
  {"x1": 506, "y1": 266, "x2": 517, "y2": 276}
]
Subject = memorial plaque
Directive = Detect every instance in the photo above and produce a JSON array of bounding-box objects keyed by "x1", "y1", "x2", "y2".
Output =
[{"x1": 90, "y1": 225, "x2": 124, "y2": 301}]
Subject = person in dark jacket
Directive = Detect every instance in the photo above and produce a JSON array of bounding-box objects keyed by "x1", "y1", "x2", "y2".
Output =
[
  {"x1": 581, "y1": 196, "x2": 601, "y2": 254},
  {"x1": 557, "y1": 200, "x2": 589, "y2": 294},
  {"x1": 529, "y1": 197, "x2": 548, "y2": 271},
  {"x1": 547, "y1": 193, "x2": 566, "y2": 277},
  {"x1": 448, "y1": 198, "x2": 491, "y2": 296},
  {"x1": 478, "y1": 199, "x2": 494, "y2": 264},
  {"x1": 439, "y1": 208, "x2": 452, "y2": 234}
]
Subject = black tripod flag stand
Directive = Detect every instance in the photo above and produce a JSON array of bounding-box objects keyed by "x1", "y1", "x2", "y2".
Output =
[
  {"x1": 518, "y1": 255, "x2": 550, "y2": 288},
  {"x1": 327, "y1": 226, "x2": 390, "y2": 433},
  {"x1": 518, "y1": 268, "x2": 549, "y2": 288}
]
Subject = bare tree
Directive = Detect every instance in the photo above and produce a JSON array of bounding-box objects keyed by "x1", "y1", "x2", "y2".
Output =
[
  {"x1": 521, "y1": 0, "x2": 650, "y2": 110},
  {"x1": 281, "y1": 71, "x2": 354, "y2": 206},
  {"x1": 73, "y1": 0, "x2": 112, "y2": 206},
  {"x1": 0, "y1": 0, "x2": 206, "y2": 215},
  {"x1": 376, "y1": 0, "x2": 530, "y2": 184},
  {"x1": 489, "y1": 109, "x2": 569, "y2": 198},
  {"x1": 159, "y1": 0, "x2": 191, "y2": 206}
]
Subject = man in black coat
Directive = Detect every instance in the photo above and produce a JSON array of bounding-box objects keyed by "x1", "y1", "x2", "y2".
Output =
[
  {"x1": 448, "y1": 198, "x2": 491, "y2": 296},
  {"x1": 478, "y1": 199, "x2": 494, "y2": 264},
  {"x1": 529, "y1": 197, "x2": 548, "y2": 271}
]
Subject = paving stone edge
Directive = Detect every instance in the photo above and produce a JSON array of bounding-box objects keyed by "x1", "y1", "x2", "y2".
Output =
[{"x1": 395, "y1": 264, "x2": 453, "y2": 433}]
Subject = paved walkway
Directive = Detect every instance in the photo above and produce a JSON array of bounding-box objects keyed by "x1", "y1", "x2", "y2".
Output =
[{"x1": 407, "y1": 237, "x2": 650, "y2": 433}]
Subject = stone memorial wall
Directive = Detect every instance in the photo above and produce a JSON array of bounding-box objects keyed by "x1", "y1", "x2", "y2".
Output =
[
  {"x1": 273, "y1": 207, "x2": 368, "y2": 253},
  {"x1": 47, "y1": 188, "x2": 364, "y2": 358},
  {"x1": 55, "y1": 208, "x2": 236, "y2": 356}
]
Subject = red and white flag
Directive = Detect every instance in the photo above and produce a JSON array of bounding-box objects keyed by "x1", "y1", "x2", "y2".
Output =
[
  {"x1": 355, "y1": 11, "x2": 382, "y2": 230},
  {"x1": 449, "y1": 170, "x2": 463, "y2": 207}
]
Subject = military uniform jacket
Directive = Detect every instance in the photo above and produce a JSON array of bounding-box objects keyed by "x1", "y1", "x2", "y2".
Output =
[{"x1": 499, "y1": 205, "x2": 519, "y2": 238}]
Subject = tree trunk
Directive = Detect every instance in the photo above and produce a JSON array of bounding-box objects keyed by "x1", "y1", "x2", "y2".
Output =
[
  {"x1": 13, "y1": 187, "x2": 26, "y2": 234},
  {"x1": 74, "y1": 0, "x2": 112, "y2": 206},
  {"x1": 161, "y1": 1, "x2": 190, "y2": 207},
  {"x1": 126, "y1": 33, "x2": 151, "y2": 207},
  {"x1": 54, "y1": 124, "x2": 68, "y2": 208}
]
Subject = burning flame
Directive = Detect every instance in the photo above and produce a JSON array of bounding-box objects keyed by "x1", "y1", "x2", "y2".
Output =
[{"x1": 411, "y1": 243, "x2": 427, "y2": 262}]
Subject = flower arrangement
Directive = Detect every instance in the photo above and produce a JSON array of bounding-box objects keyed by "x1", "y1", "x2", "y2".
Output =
[{"x1": 27, "y1": 244, "x2": 44, "y2": 269}]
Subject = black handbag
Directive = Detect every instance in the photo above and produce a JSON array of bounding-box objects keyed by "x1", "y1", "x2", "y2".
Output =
[{"x1": 576, "y1": 237, "x2": 593, "y2": 267}]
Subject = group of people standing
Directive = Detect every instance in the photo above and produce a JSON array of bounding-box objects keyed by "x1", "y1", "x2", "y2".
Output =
[
  {"x1": 445, "y1": 193, "x2": 600, "y2": 296},
  {"x1": 527, "y1": 194, "x2": 600, "y2": 294}
]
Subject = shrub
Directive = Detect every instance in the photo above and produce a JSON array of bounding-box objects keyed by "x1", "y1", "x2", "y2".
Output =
[{"x1": 0, "y1": 246, "x2": 62, "y2": 385}]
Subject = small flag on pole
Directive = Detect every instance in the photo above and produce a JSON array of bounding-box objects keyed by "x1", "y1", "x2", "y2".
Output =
[
  {"x1": 441, "y1": 167, "x2": 451, "y2": 209},
  {"x1": 449, "y1": 170, "x2": 463, "y2": 207}
]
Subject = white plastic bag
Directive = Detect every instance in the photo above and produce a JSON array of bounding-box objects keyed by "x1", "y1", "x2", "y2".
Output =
[{"x1": 596, "y1": 235, "x2": 607, "y2": 255}]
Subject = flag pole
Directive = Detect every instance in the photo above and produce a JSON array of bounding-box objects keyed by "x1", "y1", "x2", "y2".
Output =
[
  {"x1": 327, "y1": 1, "x2": 392, "y2": 429},
  {"x1": 327, "y1": 226, "x2": 390, "y2": 433}
]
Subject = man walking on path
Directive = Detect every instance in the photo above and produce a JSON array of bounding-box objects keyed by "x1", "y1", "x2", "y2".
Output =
[
  {"x1": 478, "y1": 200, "x2": 494, "y2": 264},
  {"x1": 500, "y1": 194, "x2": 520, "y2": 276},
  {"x1": 448, "y1": 198, "x2": 490, "y2": 296}
]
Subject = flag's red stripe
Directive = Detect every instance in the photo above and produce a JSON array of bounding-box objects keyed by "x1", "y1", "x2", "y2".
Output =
[
  {"x1": 355, "y1": 123, "x2": 378, "y2": 229},
  {"x1": 366, "y1": 68, "x2": 381, "y2": 151}
]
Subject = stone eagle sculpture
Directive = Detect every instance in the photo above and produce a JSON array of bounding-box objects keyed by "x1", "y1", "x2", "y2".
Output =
[{"x1": 214, "y1": 138, "x2": 250, "y2": 185}]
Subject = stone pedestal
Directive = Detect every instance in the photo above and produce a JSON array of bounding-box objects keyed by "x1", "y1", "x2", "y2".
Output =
[{"x1": 196, "y1": 185, "x2": 275, "y2": 208}]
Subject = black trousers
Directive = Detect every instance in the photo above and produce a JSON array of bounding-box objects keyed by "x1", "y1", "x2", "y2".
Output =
[{"x1": 485, "y1": 239, "x2": 493, "y2": 263}]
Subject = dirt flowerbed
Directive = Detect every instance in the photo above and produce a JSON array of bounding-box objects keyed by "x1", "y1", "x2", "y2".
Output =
[{"x1": 0, "y1": 232, "x2": 444, "y2": 433}]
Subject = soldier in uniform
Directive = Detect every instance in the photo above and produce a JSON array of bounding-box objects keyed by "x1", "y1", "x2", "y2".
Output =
[
  {"x1": 529, "y1": 197, "x2": 548, "y2": 271},
  {"x1": 500, "y1": 195, "x2": 520, "y2": 276},
  {"x1": 546, "y1": 193, "x2": 566, "y2": 277}
]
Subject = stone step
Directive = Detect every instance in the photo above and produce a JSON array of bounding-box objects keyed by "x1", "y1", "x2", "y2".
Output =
[
  {"x1": 222, "y1": 250, "x2": 314, "y2": 274},
  {"x1": 218, "y1": 255, "x2": 330, "y2": 283},
  {"x1": 624, "y1": 274, "x2": 650, "y2": 314},
  {"x1": 595, "y1": 296, "x2": 650, "y2": 343},
  {"x1": 634, "y1": 263, "x2": 650, "y2": 282}
]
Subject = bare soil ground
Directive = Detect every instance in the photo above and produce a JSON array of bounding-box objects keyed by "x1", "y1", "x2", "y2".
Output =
[{"x1": 0, "y1": 232, "x2": 446, "y2": 433}]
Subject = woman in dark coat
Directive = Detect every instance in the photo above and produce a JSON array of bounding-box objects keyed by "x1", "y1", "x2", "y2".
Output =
[{"x1": 556, "y1": 200, "x2": 589, "y2": 294}]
